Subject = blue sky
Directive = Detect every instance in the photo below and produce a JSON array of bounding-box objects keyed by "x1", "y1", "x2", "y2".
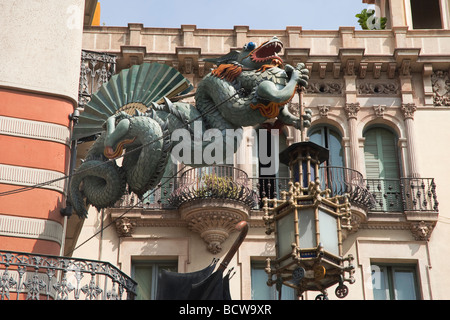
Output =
[{"x1": 99, "y1": 0, "x2": 372, "y2": 30}]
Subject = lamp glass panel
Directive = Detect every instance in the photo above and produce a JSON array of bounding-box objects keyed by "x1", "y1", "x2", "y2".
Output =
[
  {"x1": 318, "y1": 209, "x2": 339, "y2": 256},
  {"x1": 298, "y1": 207, "x2": 316, "y2": 249},
  {"x1": 276, "y1": 210, "x2": 295, "y2": 259}
]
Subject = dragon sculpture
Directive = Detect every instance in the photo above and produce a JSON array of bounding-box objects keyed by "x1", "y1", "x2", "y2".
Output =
[{"x1": 70, "y1": 36, "x2": 309, "y2": 218}]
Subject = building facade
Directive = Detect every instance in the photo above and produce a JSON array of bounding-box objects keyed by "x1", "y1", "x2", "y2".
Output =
[
  {"x1": 67, "y1": 0, "x2": 450, "y2": 300},
  {"x1": 1, "y1": 0, "x2": 450, "y2": 300}
]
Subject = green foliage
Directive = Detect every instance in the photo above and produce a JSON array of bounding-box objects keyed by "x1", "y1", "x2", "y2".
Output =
[
  {"x1": 356, "y1": 9, "x2": 387, "y2": 30},
  {"x1": 194, "y1": 174, "x2": 240, "y2": 199}
]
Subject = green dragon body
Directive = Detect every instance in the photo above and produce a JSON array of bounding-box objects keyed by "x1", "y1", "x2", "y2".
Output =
[{"x1": 69, "y1": 37, "x2": 309, "y2": 218}]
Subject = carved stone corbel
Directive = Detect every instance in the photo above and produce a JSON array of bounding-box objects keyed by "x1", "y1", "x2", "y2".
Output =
[
  {"x1": 346, "y1": 59, "x2": 355, "y2": 76},
  {"x1": 388, "y1": 62, "x2": 397, "y2": 79},
  {"x1": 319, "y1": 62, "x2": 327, "y2": 79},
  {"x1": 333, "y1": 62, "x2": 341, "y2": 79},
  {"x1": 401, "y1": 59, "x2": 411, "y2": 76},
  {"x1": 373, "y1": 62, "x2": 382, "y2": 79},
  {"x1": 184, "y1": 58, "x2": 193, "y2": 74},
  {"x1": 115, "y1": 217, "x2": 136, "y2": 237},
  {"x1": 359, "y1": 62, "x2": 368, "y2": 79},
  {"x1": 410, "y1": 221, "x2": 434, "y2": 241}
]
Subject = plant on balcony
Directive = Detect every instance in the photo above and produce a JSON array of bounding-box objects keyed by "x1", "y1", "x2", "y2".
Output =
[
  {"x1": 356, "y1": 8, "x2": 387, "y2": 30},
  {"x1": 194, "y1": 174, "x2": 240, "y2": 199}
]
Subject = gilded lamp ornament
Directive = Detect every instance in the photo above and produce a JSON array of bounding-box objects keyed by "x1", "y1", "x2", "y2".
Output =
[{"x1": 263, "y1": 142, "x2": 355, "y2": 300}]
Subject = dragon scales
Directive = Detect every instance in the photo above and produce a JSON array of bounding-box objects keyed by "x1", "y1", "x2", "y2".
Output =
[{"x1": 69, "y1": 37, "x2": 309, "y2": 218}]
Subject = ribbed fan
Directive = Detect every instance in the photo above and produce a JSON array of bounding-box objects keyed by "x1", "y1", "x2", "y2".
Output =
[{"x1": 73, "y1": 63, "x2": 192, "y2": 140}]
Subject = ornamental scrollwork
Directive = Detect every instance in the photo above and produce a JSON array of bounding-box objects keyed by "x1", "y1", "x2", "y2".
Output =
[
  {"x1": 431, "y1": 70, "x2": 450, "y2": 106},
  {"x1": 306, "y1": 81, "x2": 343, "y2": 94},
  {"x1": 357, "y1": 81, "x2": 399, "y2": 95}
]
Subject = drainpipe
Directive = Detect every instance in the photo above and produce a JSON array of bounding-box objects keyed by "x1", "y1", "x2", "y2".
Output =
[{"x1": 60, "y1": 109, "x2": 80, "y2": 256}]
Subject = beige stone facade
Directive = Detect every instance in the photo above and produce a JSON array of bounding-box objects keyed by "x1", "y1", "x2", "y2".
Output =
[{"x1": 69, "y1": 0, "x2": 450, "y2": 300}]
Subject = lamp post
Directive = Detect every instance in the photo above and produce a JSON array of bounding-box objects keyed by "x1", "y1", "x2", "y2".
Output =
[{"x1": 263, "y1": 142, "x2": 355, "y2": 300}]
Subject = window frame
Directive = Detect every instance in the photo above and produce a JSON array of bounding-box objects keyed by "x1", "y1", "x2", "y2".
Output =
[
  {"x1": 251, "y1": 260, "x2": 296, "y2": 300},
  {"x1": 371, "y1": 262, "x2": 421, "y2": 300},
  {"x1": 131, "y1": 259, "x2": 178, "y2": 300}
]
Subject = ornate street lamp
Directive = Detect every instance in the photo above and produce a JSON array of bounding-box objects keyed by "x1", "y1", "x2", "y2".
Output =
[{"x1": 263, "y1": 142, "x2": 355, "y2": 300}]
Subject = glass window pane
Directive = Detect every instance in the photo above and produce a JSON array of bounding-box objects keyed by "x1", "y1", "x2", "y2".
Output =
[
  {"x1": 328, "y1": 130, "x2": 344, "y2": 167},
  {"x1": 251, "y1": 266, "x2": 273, "y2": 300},
  {"x1": 276, "y1": 211, "x2": 295, "y2": 260},
  {"x1": 134, "y1": 265, "x2": 153, "y2": 300},
  {"x1": 308, "y1": 126, "x2": 343, "y2": 167},
  {"x1": 371, "y1": 265, "x2": 389, "y2": 300},
  {"x1": 393, "y1": 270, "x2": 417, "y2": 300},
  {"x1": 371, "y1": 264, "x2": 419, "y2": 300},
  {"x1": 318, "y1": 209, "x2": 339, "y2": 256},
  {"x1": 298, "y1": 208, "x2": 316, "y2": 249},
  {"x1": 251, "y1": 263, "x2": 296, "y2": 300},
  {"x1": 133, "y1": 261, "x2": 177, "y2": 300}
]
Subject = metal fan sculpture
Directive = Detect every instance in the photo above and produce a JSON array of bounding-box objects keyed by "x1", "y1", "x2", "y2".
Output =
[{"x1": 73, "y1": 63, "x2": 192, "y2": 141}]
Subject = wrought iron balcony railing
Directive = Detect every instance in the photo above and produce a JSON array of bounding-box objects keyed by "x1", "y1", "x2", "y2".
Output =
[
  {"x1": 116, "y1": 176, "x2": 177, "y2": 209},
  {"x1": 169, "y1": 165, "x2": 256, "y2": 208},
  {"x1": 319, "y1": 166, "x2": 375, "y2": 210},
  {"x1": 0, "y1": 250, "x2": 137, "y2": 300},
  {"x1": 365, "y1": 178, "x2": 438, "y2": 213},
  {"x1": 250, "y1": 166, "x2": 375, "y2": 211},
  {"x1": 114, "y1": 166, "x2": 377, "y2": 212}
]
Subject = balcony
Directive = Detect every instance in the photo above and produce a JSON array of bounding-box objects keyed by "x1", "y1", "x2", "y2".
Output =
[
  {"x1": 170, "y1": 165, "x2": 255, "y2": 253},
  {"x1": 0, "y1": 250, "x2": 137, "y2": 300},
  {"x1": 250, "y1": 166, "x2": 375, "y2": 212},
  {"x1": 365, "y1": 178, "x2": 439, "y2": 213}
]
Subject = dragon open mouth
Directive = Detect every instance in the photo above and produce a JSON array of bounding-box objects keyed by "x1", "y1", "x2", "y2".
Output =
[{"x1": 250, "y1": 39, "x2": 283, "y2": 64}]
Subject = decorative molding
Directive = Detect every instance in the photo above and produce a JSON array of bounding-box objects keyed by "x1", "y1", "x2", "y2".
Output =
[
  {"x1": 0, "y1": 164, "x2": 66, "y2": 194},
  {"x1": 401, "y1": 103, "x2": 417, "y2": 119},
  {"x1": 431, "y1": 70, "x2": 450, "y2": 106},
  {"x1": 0, "y1": 116, "x2": 71, "y2": 146},
  {"x1": 357, "y1": 80, "x2": 399, "y2": 95},
  {"x1": 373, "y1": 105, "x2": 386, "y2": 118},
  {"x1": 344, "y1": 103, "x2": 360, "y2": 119},
  {"x1": 305, "y1": 81, "x2": 343, "y2": 94},
  {"x1": 318, "y1": 105, "x2": 330, "y2": 117},
  {"x1": 0, "y1": 215, "x2": 63, "y2": 245}
]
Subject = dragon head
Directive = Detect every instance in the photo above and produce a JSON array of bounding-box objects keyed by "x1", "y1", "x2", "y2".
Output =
[
  {"x1": 204, "y1": 36, "x2": 283, "y2": 71},
  {"x1": 238, "y1": 36, "x2": 283, "y2": 69}
]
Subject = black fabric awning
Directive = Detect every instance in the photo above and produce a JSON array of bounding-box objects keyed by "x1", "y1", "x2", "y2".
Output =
[{"x1": 156, "y1": 221, "x2": 248, "y2": 300}]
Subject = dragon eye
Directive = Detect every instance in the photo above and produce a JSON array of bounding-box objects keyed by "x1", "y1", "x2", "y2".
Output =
[{"x1": 244, "y1": 42, "x2": 256, "y2": 51}]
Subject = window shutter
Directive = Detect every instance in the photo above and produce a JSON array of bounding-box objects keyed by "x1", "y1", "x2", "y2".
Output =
[{"x1": 364, "y1": 128, "x2": 399, "y2": 180}]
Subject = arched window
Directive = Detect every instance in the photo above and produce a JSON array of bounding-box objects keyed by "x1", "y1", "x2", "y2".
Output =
[
  {"x1": 308, "y1": 125, "x2": 344, "y2": 167},
  {"x1": 363, "y1": 127, "x2": 402, "y2": 211},
  {"x1": 253, "y1": 128, "x2": 290, "y2": 204}
]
